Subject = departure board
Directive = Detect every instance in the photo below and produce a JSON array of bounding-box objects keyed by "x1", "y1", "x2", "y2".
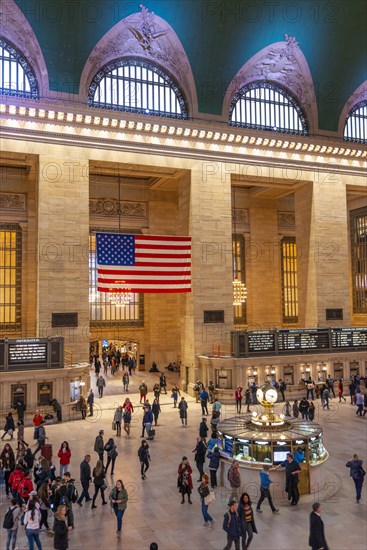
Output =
[
  {"x1": 9, "y1": 340, "x2": 47, "y2": 364},
  {"x1": 247, "y1": 331, "x2": 275, "y2": 353},
  {"x1": 331, "y1": 328, "x2": 367, "y2": 348},
  {"x1": 278, "y1": 329, "x2": 329, "y2": 351}
]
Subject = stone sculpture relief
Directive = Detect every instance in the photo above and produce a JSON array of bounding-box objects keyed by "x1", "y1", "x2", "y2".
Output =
[{"x1": 89, "y1": 198, "x2": 147, "y2": 218}]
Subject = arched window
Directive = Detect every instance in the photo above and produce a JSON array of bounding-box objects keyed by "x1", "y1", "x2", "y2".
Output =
[
  {"x1": 0, "y1": 38, "x2": 39, "y2": 99},
  {"x1": 229, "y1": 82, "x2": 308, "y2": 135},
  {"x1": 344, "y1": 101, "x2": 367, "y2": 143},
  {"x1": 88, "y1": 58, "x2": 188, "y2": 119}
]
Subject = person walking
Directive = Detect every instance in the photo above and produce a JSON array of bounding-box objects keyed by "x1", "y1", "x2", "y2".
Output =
[
  {"x1": 91, "y1": 459, "x2": 107, "y2": 508},
  {"x1": 38, "y1": 482, "x2": 51, "y2": 532},
  {"x1": 24, "y1": 499, "x2": 42, "y2": 550},
  {"x1": 114, "y1": 406, "x2": 123, "y2": 437},
  {"x1": 207, "y1": 446, "x2": 220, "y2": 489},
  {"x1": 57, "y1": 442, "x2": 71, "y2": 478},
  {"x1": 199, "y1": 417, "x2": 209, "y2": 444},
  {"x1": 309, "y1": 502, "x2": 329, "y2": 550},
  {"x1": 1, "y1": 443, "x2": 15, "y2": 498},
  {"x1": 138, "y1": 440, "x2": 150, "y2": 480},
  {"x1": 153, "y1": 383, "x2": 161, "y2": 402},
  {"x1": 32, "y1": 420, "x2": 47, "y2": 458},
  {"x1": 87, "y1": 389, "x2": 94, "y2": 416},
  {"x1": 245, "y1": 389, "x2": 252, "y2": 413},
  {"x1": 198, "y1": 474, "x2": 214, "y2": 527},
  {"x1": 238, "y1": 492, "x2": 258, "y2": 550},
  {"x1": 94, "y1": 430, "x2": 104, "y2": 463},
  {"x1": 76, "y1": 454, "x2": 92, "y2": 506},
  {"x1": 104, "y1": 438, "x2": 118, "y2": 476},
  {"x1": 227, "y1": 461, "x2": 242, "y2": 502},
  {"x1": 139, "y1": 381, "x2": 148, "y2": 404},
  {"x1": 192, "y1": 437, "x2": 206, "y2": 481},
  {"x1": 141, "y1": 406, "x2": 153, "y2": 438},
  {"x1": 199, "y1": 388, "x2": 210, "y2": 415},
  {"x1": 292, "y1": 400, "x2": 299, "y2": 418},
  {"x1": 177, "y1": 456, "x2": 193, "y2": 504},
  {"x1": 256, "y1": 464, "x2": 279, "y2": 513},
  {"x1": 322, "y1": 387, "x2": 330, "y2": 410},
  {"x1": 96, "y1": 375, "x2": 106, "y2": 398},
  {"x1": 275, "y1": 453, "x2": 301, "y2": 505},
  {"x1": 178, "y1": 396, "x2": 188, "y2": 427},
  {"x1": 32, "y1": 410, "x2": 43, "y2": 427},
  {"x1": 13, "y1": 400, "x2": 26, "y2": 423},
  {"x1": 235, "y1": 386, "x2": 243, "y2": 413},
  {"x1": 308, "y1": 401, "x2": 315, "y2": 421},
  {"x1": 123, "y1": 408, "x2": 132, "y2": 437},
  {"x1": 279, "y1": 379, "x2": 286, "y2": 402},
  {"x1": 152, "y1": 398, "x2": 161, "y2": 426},
  {"x1": 349, "y1": 380, "x2": 356, "y2": 404},
  {"x1": 299, "y1": 398, "x2": 310, "y2": 420},
  {"x1": 77, "y1": 395, "x2": 87, "y2": 419},
  {"x1": 4, "y1": 498, "x2": 22, "y2": 550},
  {"x1": 1, "y1": 412, "x2": 16, "y2": 440},
  {"x1": 222, "y1": 499, "x2": 242, "y2": 550},
  {"x1": 159, "y1": 373, "x2": 167, "y2": 394},
  {"x1": 208, "y1": 380, "x2": 216, "y2": 404},
  {"x1": 171, "y1": 384, "x2": 180, "y2": 407},
  {"x1": 109, "y1": 479, "x2": 128, "y2": 536},
  {"x1": 306, "y1": 379, "x2": 315, "y2": 400},
  {"x1": 346, "y1": 454, "x2": 365, "y2": 503},
  {"x1": 338, "y1": 379, "x2": 346, "y2": 402},
  {"x1": 122, "y1": 372, "x2": 129, "y2": 392},
  {"x1": 355, "y1": 392, "x2": 364, "y2": 416},
  {"x1": 327, "y1": 376, "x2": 335, "y2": 398},
  {"x1": 53, "y1": 505, "x2": 69, "y2": 550}
]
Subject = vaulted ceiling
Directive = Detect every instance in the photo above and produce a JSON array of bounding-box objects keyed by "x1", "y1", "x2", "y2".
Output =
[{"x1": 12, "y1": 0, "x2": 367, "y2": 132}]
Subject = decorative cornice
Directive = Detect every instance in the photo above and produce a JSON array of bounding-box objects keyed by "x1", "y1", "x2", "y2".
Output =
[
  {"x1": 89, "y1": 198, "x2": 147, "y2": 218},
  {"x1": 0, "y1": 193, "x2": 26, "y2": 211}
]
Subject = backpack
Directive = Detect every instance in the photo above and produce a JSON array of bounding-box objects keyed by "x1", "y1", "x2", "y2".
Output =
[
  {"x1": 3, "y1": 507, "x2": 15, "y2": 529},
  {"x1": 227, "y1": 467, "x2": 232, "y2": 481},
  {"x1": 70, "y1": 484, "x2": 78, "y2": 503}
]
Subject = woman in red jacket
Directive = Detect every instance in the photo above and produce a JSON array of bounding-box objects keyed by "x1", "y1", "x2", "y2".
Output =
[
  {"x1": 33, "y1": 410, "x2": 43, "y2": 427},
  {"x1": 58, "y1": 441, "x2": 71, "y2": 477},
  {"x1": 177, "y1": 456, "x2": 193, "y2": 504},
  {"x1": 18, "y1": 471, "x2": 34, "y2": 503}
]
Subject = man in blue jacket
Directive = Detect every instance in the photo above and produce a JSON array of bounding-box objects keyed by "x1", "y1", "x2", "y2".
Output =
[
  {"x1": 142, "y1": 406, "x2": 153, "y2": 438},
  {"x1": 222, "y1": 499, "x2": 241, "y2": 550},
  {"x1": 200, "y1": 388, "x2": 210, "y2": 415}
]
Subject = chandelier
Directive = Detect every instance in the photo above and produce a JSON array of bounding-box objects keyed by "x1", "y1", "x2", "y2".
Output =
[
  {"x1": 232, "y1": 185, "x2": 247, "y2": 306},
  {"x1": 109, "y1": 280, "x2": 131, "y2": 307}
]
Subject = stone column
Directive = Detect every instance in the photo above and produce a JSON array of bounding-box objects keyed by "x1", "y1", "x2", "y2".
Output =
[
  {"x1": 179, "y1": 163, "x2": 234, "y2": 389},
  {"x1": 295, "y1": 179, "x2": 351, "y2": 327},
  {"x1": 37, "y1": 156, "x2": 90, "y2": 362}
]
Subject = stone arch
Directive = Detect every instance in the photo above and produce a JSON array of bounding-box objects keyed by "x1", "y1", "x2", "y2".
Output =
[
  {"x1": 338, "y1": 81, "x2": 367, "y2": 139},
  {"x1": 222, "y1": 35, "x2": 318, "y2": 134},
  {"x1": 79, "y1": 4, "x2": 198, "y2": 117},
  {"x1": 0, "y1": 0, "x2": 49, "y2": 98}
]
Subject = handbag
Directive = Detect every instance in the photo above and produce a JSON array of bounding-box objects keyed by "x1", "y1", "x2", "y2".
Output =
[
  {"x1": 204, "y1": 491, "x2": 215, "y2": 505},
  {"x1": 112, "y1": 421, "x2": 116, "y2": 431},
  {"x1": 101, "y1": 482, "x2": 107, "y2": 491}
]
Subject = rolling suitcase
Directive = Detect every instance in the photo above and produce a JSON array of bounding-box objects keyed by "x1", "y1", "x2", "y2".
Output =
[
  {"x1": 41, "y1": 443, "x2": 52, "y2": 461},
  {"x1": 147, "y1": 428, "x2": 155, "y2": 440}
]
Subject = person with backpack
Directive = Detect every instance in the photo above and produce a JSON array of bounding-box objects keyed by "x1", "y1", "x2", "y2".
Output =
[
  {"x1": 222, "y1": 499, "x2": 242, "y2": 550},
  {"x1": 1, "y1": 412, "x2": 16, "y2": 440},
  {"x1": 109, "y1": 479, "x2": 128, "y2": 536},
  {"x1": 207, "y1": 447, "x2": 221, "y2": 489},
  {"x1": 3, "y1": 498, "x2": 22, "y2": 550},
  {"x1": 9, "y1": 463, "x2": 25, "y2": 503},
  {"x1": 346, "y1": 453, "x2": 366, "y2": 503},
  {"x1": 199, "y1": 388, "x2": 210, "y2": 415},
  {"x1": 63, "y1": 472, "x2": 77, "y2": 528},
  {"x1": 139, "y1": 381, "x2": 148, "y2": 404},
  {"x1": 227, "y1": 461, "x2": 242, "y2": 502},
  {"x1": 198, "y1": 473, "x2": 214, "y2": 527},
  {"x1": 32, "y1": 421, "x2": 47, "y2": 458},
  {"x1": 24, "y1": 499, "x2": 42, "y2": 550}
]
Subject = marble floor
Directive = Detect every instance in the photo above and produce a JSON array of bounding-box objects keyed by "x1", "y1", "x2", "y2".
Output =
[{"x1": 0, "y1": 369, "x2": 366, "y2": 550}]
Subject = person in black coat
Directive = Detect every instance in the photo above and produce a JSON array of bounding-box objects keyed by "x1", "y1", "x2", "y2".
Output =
[
  {"x1": 238, "y1": 492, "x2": 258, "y2": 550},
  {"x1": 54, "y1": 505, "x2": 69, "y2": 550},
  {"x1": 223, "y1": 499, "x2": 242, "y2": 550},
  {"x1": 309, "y1": 502, "x2": 329, "y2": 550},
  {"x1": 199, "y1": 418, "x2": 209, "y2": 444},
  {"x1": 14, "y1": 400, "x2": 26, "y2": 422},
  {"x1": 1, "y1": 412, "x2": 16, "y2": 440},
  {"x1": 192, "y1": 437, "x2": 206, "y2": 481}
]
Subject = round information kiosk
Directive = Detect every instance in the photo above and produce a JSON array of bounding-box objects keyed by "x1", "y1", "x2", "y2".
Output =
[{"x1": 217, "y1": 384, "x2": 328, "y2": 499}]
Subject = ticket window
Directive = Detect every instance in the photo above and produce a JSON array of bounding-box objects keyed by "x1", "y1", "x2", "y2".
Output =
[
  {"x1": 301, "y1": 371, "x2": 309, "y2": 382},
  {"x1": 247, "y1": 375, "x2": 256, "y2": 388},
  {"x1": 11, "y1": 384, "x2": 27, "y2": 408},
  {"x1": 284, "y1": 366, "x2": 294, "y2": 385},
  {"x1": 37, "y1": 383, "x2": 53, "y2": 406},
  {"x1": 350, "y1": 362, "x2": 359, "y2": 378},
  {"x1": 317, "y1": 370, "x2": 326, "y2": 382},
  {"x1": 333, "y1": 363, "x2": 344, "y2": 380},
  {"x1": 215, "y1": 369, "x2": 232, "y2": 389}
]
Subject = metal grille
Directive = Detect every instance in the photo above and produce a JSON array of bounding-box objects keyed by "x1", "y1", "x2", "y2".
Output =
[
  {"x1": 344, "y1": 101, "x2": 367, "y2": 143},
  {"x1": 281, "y1": 236, "x2": 298, "y2": 323},
  {"x1": 0, "y1": 225, "x2": 22, "y2": 330},
  {"x1": 88, "y1": 58, "x2": 188, "y2": 119},
  {"x1": 0, "y1": 38, "x2": 39, "y2": 99},
  {"x1": 89, "y1": 231, "x2": 143, "y2": 327},
  {"x1": 350, "y1": 206, "x2": 367, "y2": 312},
  {"x1": 232, "y1": 234, "x2": 247, "y2": 324},
  {"x1": 229, "y1": 81, "x2": 308, "y2": 135}
]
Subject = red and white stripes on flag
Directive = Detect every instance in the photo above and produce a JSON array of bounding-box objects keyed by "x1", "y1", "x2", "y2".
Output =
[{"x1": 96, "y1": 233, "x2": 191, "y2": 293}]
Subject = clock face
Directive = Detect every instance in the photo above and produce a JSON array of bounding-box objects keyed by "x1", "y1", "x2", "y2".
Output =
[
  {"x1": 265, "y1": 388, "x2": 278, "y2": 403},
  {"x1": 256, "y1": 388, "x2": 264, "y2": 402}
]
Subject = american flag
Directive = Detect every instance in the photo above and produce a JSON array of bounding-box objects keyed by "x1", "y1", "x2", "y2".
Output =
[{"x1": 96, "y1": 233, "x2": 191, "y2": 293}]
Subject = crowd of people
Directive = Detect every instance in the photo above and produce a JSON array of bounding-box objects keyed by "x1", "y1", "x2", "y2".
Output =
[{"x1": 1, "y1": 358, "x2": 366, "y2": 550}]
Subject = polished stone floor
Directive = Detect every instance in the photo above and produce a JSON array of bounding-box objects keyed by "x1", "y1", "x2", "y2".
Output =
[{"x1": 0, "y1": 369, "x2": 366, "y2": 550}]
